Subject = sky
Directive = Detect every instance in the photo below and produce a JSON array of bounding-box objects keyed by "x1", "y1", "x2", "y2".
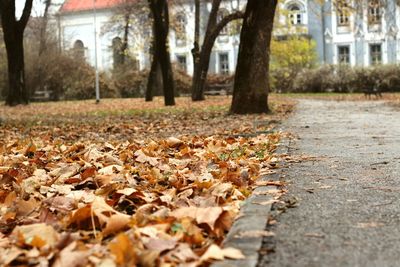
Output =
[{"x1": 15, "y1": 0, "x2": 65, "y2": 18}]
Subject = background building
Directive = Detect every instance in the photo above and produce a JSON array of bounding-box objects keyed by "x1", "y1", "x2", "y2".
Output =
[{"x1": 57, "y1": 0, "x2": 399, "y2": 75}]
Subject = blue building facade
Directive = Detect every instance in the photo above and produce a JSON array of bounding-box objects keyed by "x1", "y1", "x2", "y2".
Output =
[{"x1": 282, "y1": 0, "x2": 398, "y2": 66}]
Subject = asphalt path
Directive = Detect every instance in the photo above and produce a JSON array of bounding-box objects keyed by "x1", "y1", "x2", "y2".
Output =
[{"x1": 259, "y1": 100, "x2": 400, "y2": 267}]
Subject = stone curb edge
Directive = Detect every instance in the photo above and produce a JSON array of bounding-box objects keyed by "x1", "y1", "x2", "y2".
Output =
[{"x1": 211, "y1": 134, "x2": 291, "y2": 267}]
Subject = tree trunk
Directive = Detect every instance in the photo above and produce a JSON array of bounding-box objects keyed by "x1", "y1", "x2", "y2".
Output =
[
  {"x1": 145, "y1": 54, "x2": 163, "y2": 101},
  {"x1": 38, "y1": 0, "x2": 52, "y2": 93},
  {"x1": 121, "y1": 13, "x2": 130, "y2": 65},
  {"x1": 0, "y1": 0, "x2": 33, "y2": 106},
  {"x1": 230, "y1": 0, "x2": 277, "y2": 114},
  {"x1": 191, "y1": 1, "x2": 244, "y2": 101},
  {"x1": 192, "y1": 43, "x2": 212, "y2": 101},
  {"x1": 148, "y1": 0, "x2": 175, "y2": 106},
  {"x1": 191, "y1": 0, "x2": 201, "y2": 99},
  {"x1": 4, "y1": 33, "x2": 28, "y2": 105}
]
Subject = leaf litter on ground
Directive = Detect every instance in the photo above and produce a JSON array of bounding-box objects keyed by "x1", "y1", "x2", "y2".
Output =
[{"x1": 0, "y1": 96, "x2": 294, "y2": 266}]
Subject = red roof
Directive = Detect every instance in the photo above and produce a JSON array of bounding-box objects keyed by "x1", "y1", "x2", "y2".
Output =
[{"x1": 60, "y1": 0, "x2": 123, "y2": 13}]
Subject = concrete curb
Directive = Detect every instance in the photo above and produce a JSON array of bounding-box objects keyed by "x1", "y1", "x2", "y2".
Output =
[{"x1": 212, "y1": 135, "x2": 290, "y2": 267}]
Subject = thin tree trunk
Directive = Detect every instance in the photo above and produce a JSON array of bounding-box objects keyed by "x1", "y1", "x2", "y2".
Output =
[
  {"x1": 146, "y1": 53, "x2": 163, "y2": 101},
  {"x1": 191, "y1": 0, "x2": 201, "y2": 98},
  {"x1": 191, "y1": 2, "x2": 243, "y2": 101},
  {"x1": 230, "y1": 0, "x2": 277, "y2": 114},
  {"x1": 38, "y1": 0, "x2": 52, "y2": 93},
  {"x1": 148, "y1": 0, "x2": 175, "y2": 106},
  {"x1": 121, "y1": 13, "x2": 130, "y2": 65}
]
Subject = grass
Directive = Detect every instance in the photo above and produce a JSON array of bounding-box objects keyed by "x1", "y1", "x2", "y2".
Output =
[{"x1": 0, "y1": 96, "x2": 295, "y2": 143}]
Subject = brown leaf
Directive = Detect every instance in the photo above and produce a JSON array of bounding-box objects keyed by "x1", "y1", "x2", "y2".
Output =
[
  {"x1": 12, "y1": 223, "x2": 59, "y2": 248},
  {"x1": 200, "y1": 244, "x2": 245, "y2": 262},
  {"x1": 134, "y1": 149, "x2": 158, "y2": 166},
  {"x1": 145, "y1": 238, "x2": 177, "y2": 252},
  {"x1": 108, "y1": 233, "x2": 137, "y2": 265},
  {"x1": 171, "y1": 207, "x2": 224, "y2": 230},
  {"x1": 166, "y1": 137, "x2": 183, "y2": 148}
]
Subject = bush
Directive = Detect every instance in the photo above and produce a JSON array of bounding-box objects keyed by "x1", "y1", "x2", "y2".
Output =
[
  {"x1": 291, "y1": 64, "x2": 400, "y2": 93},
  {"x1": 205, "y1": 74, "x2": 234, "y2": 94},
  {"x1": 111, "y1": 66, "x2": 148, "y2": 98},
  {"x1": 270, "y1": 36, "x2": 318, "y2": 93},
  {"x1": 25, "y1": 52, "x2": 118, "y2": 100},
  {"x1": 293, "y1": 65, "x2": 335, "y2": 93},
  {"x1": 62, "y1": 59, "x2": 118, "y2": 100},
  {"x1": 173, "y1": 66, "x2": 192, "y2": 96}
]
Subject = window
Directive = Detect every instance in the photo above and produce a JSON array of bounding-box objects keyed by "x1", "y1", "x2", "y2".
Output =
[
  {"x1": 370, "y1": 44, "x2": 382, "y2": 65},
  {"x1": 73, "y1": 40, "x2": 85, "y2": 59},
  {"x1": 368, "y1": 0, "x2": 381, "y2": 25},
  {"x1": 218, "y1": 9, "x2": 230, "y2": 35},
  {"x1": 337, "y1": 1, "x2": 350, "y2": 26},
  {"x1": 112, "y1": 37, "x2": 123, "y2": 67},
  {"x1": 219, "y1": 53, "x2": 230, "y2": 75},
  {"x1": 175, "y1": 13, "x2": 186, "y2": 45},
  {"x1": 176, "y1": 55, "x2": 187, "y2": 72},
  {"x1": 288, "y1": 4, "x2": 303, "y2": 25},
  {"x1": 338, "y1": 46, "x2": 350, "y2": 64}
]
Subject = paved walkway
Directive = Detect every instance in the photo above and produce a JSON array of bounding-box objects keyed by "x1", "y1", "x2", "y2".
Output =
[{"x1": 259, "y1": 100, "x2": 400, "y2": 267}]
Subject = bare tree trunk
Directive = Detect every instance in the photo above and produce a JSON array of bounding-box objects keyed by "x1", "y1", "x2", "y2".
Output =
[
  {"x1": 38, "y1": 0, "x2": 52, "y2": 93},
  {"x1": 191, "y1": 0, "x2": 243, "y2": 101},
  {"x1": 121, "y1": 13, "x2": 130, "y2": 65},
  {"x1": 230, "y1": 0, "x2": 277, "y2": 114},
  {"x1": 0, "y1": 0, "x2": 33, "y2": 106},
  {"x1": 145, "y1": 52, "x2": 163, "y2": 101},
  {"x1": 191, "y1": 0, "x2": 201, "y2": 98},
  {"x1": 148, "y1": 0, "x2": 175, "y2": 106}
]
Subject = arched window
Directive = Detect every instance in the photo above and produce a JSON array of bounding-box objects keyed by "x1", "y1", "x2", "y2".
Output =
[
  {"x1": 287, "y1": 3, "x2": 304, "y2": 25},
  {"x1": 337, "y1": 0, "x2": 350, "y2": 26},
  {"x1": 175, "y1": 13, "x2": 186, "y2": 45},
  {"x1": 368, "y1": 0, "x2": 381, "y2": 25},
  {"x1": 112, "y1": 37, "x2": 124, "y2": 67},
  {"x1": 218, "y1": 9, "x2": 230, "y2": 35},
  {"x1": 73, "y1": 40, "x2": 85, "y2": 59}
]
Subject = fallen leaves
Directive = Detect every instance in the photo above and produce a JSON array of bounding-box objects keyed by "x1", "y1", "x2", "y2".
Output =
[
  {"x1": 0, "y1": 97, "x2": 292, "y2": 266},
  {"x1": 200, "y1": 244, "x2": 245, "y2": 262}
]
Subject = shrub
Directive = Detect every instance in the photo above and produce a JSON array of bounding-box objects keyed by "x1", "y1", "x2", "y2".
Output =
[
  {"x1": 291, "y1": 64, "x2": 400, "y2": 93},
  {"x1": 25, "y1": 52, "x2": 118, "y2": 100},
  {"x1": 173, "y1": 66, "x2": 192, "y2": 96},
  {"x1": 205, "y1": 74, "x2": 234, "y2": 94},
  {"x1": 62, "y1": 59, "x2": 118, "y2": 100},
  {"x1": 270, "y1": 36, "x2": 318, "y2": 92},
  {"x1": 293, "y1": 65, "x2": 335, "y2": 93},
  {"x1": 111, "y1": 65, "x2": 148, "y2": 98}
]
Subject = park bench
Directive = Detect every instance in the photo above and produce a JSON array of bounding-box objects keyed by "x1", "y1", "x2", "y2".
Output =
[
  {"x1": 31, "y1": 90, "x2": 53, "y2": 102},
  {"x1": 204, "y1": 82, "x2": 233, "y2": 96},
  {"x1": 363, "y1": 87, "x2": 382, "y2": 99}
]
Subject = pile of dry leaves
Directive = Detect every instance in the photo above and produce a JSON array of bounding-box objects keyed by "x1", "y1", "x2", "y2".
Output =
[{"x1": 0, "y1": 96, "x2": 292, "y2": 266}]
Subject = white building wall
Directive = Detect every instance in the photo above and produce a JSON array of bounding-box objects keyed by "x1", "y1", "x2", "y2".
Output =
[{"x1": 59, "y1": 0, "x2": 244, "y2": 75}]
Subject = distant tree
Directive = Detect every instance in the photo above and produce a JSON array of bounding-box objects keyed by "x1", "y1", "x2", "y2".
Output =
[
  {"x1": 270, "y1": 36, "x2": 317, "y2": 93},
  {"x1": 102, "y1": 0, "x2": 148, "y2": 68},
  {"x1": 148, "y1": 0, "x2": 175, "y2": 106},
  {"x1": 0, "y1": 0, "x2": 33, "y2": 106},
  {"x1": 230, "y1": 0, "x2": 278, "y2": 114},
  {"x1": 36, "y1": 0, "x2": 52, "y2": 93},
  {"x1": 191, "y1": 0, "x2": 244, "y2": 101}
]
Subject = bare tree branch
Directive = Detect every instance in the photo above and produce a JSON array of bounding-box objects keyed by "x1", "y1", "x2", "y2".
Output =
[{"x1": 19, "y1": 0, "x2": 34, "y2": 30}]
